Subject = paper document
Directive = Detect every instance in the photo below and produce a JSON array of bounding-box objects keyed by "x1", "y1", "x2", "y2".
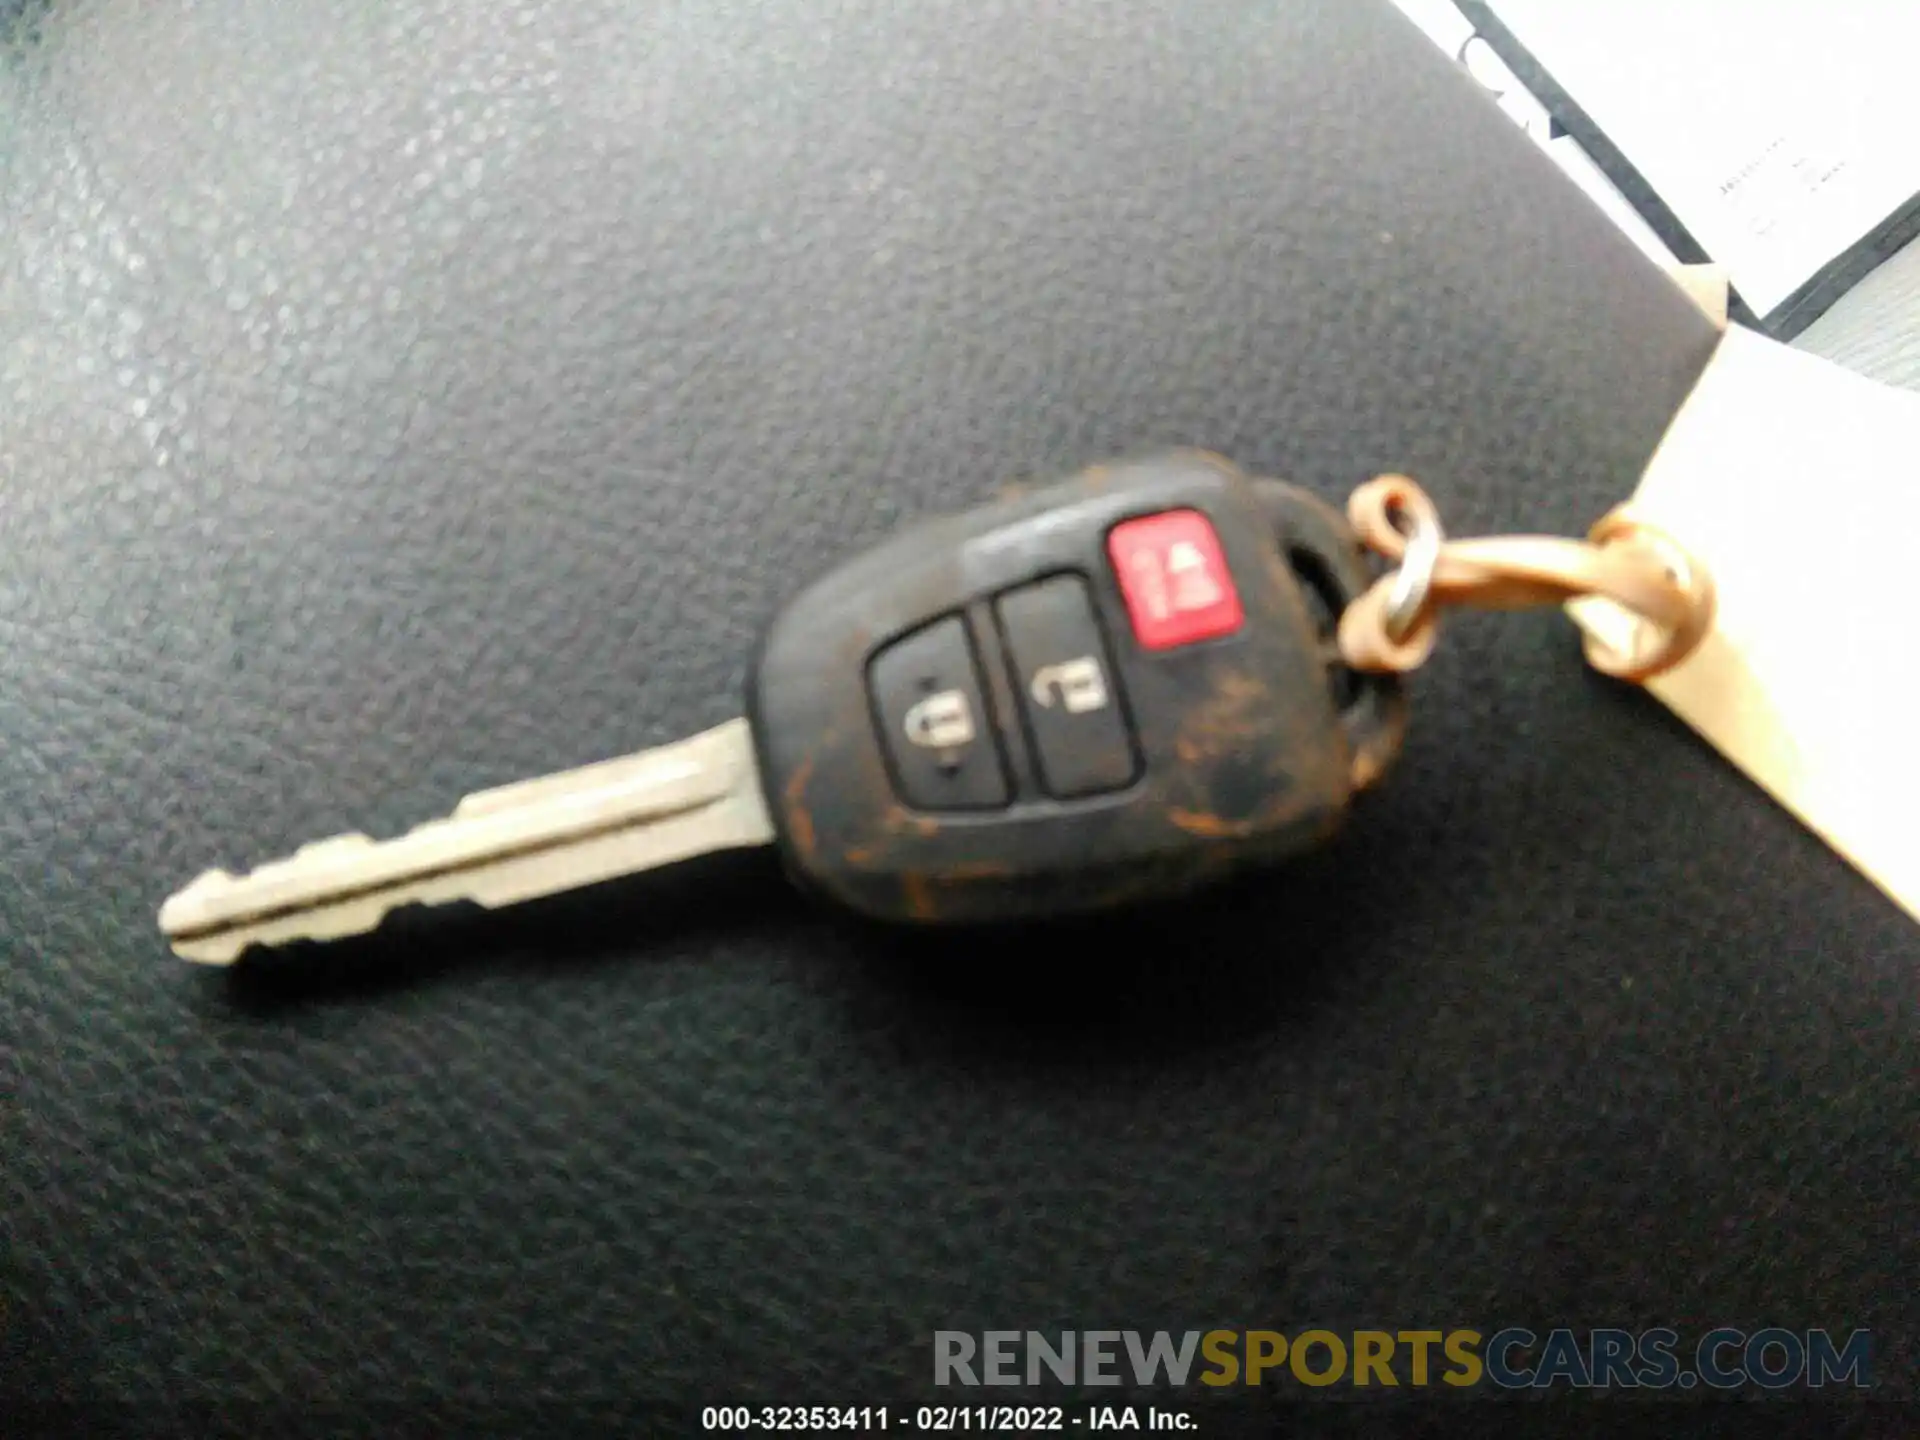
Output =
[{"x1": 1481, "y1": 0, "x2": 1920, "y2": 317}]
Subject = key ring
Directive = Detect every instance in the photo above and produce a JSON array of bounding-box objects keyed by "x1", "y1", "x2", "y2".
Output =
[
  {"x1": 1381, "y1": 494, "x2": 1443, "y2": 643},
  {"x1": 1338, "y1": 474, "x2": 1715, "y2": 683}
]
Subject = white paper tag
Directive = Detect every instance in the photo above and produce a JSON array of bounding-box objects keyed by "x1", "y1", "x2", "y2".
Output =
[{"x1": 1571, "y1": 321, "x2": 1920, "y2": 923}]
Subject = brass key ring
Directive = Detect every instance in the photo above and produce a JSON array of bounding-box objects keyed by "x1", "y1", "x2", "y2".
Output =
[{"x1": 1338, "y1": 474, "x2": 1716, "y2": 683}]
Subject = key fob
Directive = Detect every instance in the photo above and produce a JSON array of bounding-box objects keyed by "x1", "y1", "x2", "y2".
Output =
[{"x1": 748, "y1": 451, "x2": 1407, "y2": 922}]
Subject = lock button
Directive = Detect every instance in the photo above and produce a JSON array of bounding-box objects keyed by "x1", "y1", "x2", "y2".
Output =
[
  {"x1": 996, "y1": 575, "x2": 1139, "y2": 799},
  {"x1": 868, "y1": 616, "x2": 1010, "y2": 811}
]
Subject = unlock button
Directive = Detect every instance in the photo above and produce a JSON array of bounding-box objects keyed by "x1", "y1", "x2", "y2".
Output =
[{"x1": 997, "y1": 576, "x2": 1140, "y2": 799}]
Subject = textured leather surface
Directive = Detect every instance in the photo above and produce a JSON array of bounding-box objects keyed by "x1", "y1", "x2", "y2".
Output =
[{"x1": 3, "y1": 0, "x2": 1914, "y2": 1429}]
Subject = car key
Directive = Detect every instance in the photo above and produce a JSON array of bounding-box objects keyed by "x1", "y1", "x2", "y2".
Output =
[{"x1": 158, "y1": 449, "x2": 1411, "y2": 963}]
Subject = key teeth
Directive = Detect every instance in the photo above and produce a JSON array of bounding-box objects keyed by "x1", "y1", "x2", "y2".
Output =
[
  {"x1": 154, "y1": 718, "x2": 772, "y2": 963},
  {"x1": 158, "y1": 837, "x2": 377, "y2": 936},
  {"x1": 166, "y1": 887, "x2": 400, "y2": 964}
]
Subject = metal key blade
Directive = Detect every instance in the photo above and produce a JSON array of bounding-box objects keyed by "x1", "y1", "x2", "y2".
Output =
[{"x1": 158, "y1": 718, "x2": 774, "y2": 964}]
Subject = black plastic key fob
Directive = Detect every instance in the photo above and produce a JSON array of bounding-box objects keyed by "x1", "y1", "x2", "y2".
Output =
[{"x1": 749, "y1": 451, "x2": 1406, "y2": 922}]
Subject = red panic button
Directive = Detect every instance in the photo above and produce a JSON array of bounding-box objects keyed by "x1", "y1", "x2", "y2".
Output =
[{"x1": 1106, "y1": 509, "x2": 1245, "y2": 650}]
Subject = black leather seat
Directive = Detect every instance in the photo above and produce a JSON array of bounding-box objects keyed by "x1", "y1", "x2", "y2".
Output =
[{"x1": 3, "y1": 0, "x2": 1911, "y2": 1425}]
